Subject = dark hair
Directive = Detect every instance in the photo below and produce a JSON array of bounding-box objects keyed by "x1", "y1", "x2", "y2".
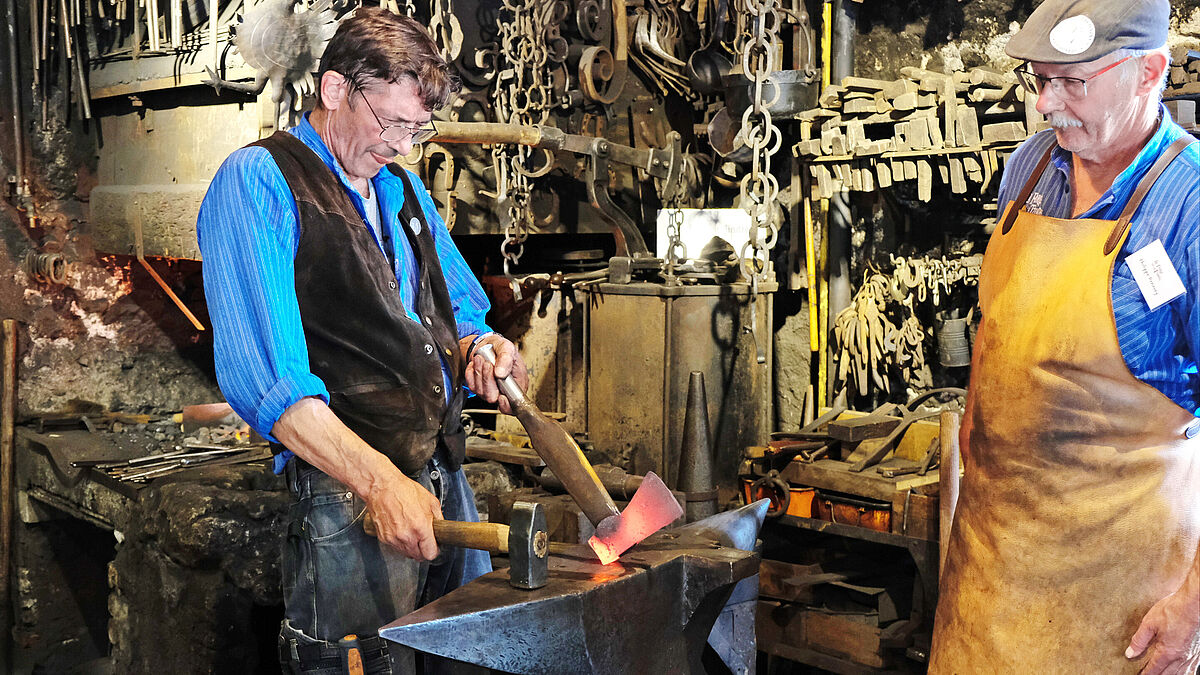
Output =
[{"x1": 317, "y1": 7, "x2": 461, "y2": 111}]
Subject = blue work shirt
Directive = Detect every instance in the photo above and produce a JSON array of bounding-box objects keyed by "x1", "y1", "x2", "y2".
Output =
[
  {"x1": 996, "y1": 105, "x2": 1200, "y2": 416},
  {"x1": 197, "y1": 114, "x2": 492, "y2": 472}
]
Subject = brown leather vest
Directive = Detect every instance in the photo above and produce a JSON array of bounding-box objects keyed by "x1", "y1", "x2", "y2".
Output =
[
  {"x1": 930, "y1": 136, "x2": 1199, "y2": 673},
  {"x1": 253, "y1": 131, "x2": 467, "y2": 475}
]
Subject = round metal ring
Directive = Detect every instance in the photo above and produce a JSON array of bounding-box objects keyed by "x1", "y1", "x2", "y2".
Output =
[{"x1": 750, "y1": 470, "x2": 791, "y2": 518}]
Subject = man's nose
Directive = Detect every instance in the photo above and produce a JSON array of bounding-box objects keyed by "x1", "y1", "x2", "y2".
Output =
[
  {"x1": 1034, "y1": 85, "x2": 1064, "y2": 116},
  {"x1": 384, "y1": 137, "x2": 413, "y2": 158}
]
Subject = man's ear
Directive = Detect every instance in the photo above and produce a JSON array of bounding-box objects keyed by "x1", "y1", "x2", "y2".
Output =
[
  {"x1": 319, "y1": 71, "x2": 350, "y2": 111},
  {"x1": 1136, "y1": 52, "x2": 1169, "y2": 96}
]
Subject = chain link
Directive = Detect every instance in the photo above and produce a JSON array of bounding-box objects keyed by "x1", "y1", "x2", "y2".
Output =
[
  {"x1": 491, "y1": 0, "x2": 559, "y2": 296},
  {"x1": 736, "y1": 0, "x2": 781, "y2": 283},
  {"x1": 665, "y1": 203, "x2": 686, "y2": 262},
  {"x1": 733, "y1": 0, "x2": 781, "y2": 365}
]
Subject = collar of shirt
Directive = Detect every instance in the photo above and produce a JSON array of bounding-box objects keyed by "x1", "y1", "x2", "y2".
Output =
[
  {"x1": 289, "y1": 113, "x2": 410, "y2": 213},
  {"x1": 1048, "y1": 103, "x2": 1184, "y2": 220}
]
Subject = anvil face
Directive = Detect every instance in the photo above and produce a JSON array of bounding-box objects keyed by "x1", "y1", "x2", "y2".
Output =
[{"x1": 379, "y1": 503, "x2": 768, "y2": 675}]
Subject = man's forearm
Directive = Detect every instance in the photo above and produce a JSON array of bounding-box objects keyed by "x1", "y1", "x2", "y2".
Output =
[
  {"x1": 272, "y1": 396, "x2": 443, "y2": 560},
  {"x1": 271, "y1": 396, "x2": 404, "y2": 499}
]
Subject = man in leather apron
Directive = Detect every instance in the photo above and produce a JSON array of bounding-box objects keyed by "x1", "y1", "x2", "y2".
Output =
[
  {"x1": 198, "y1": 9, "x2": 529, "y2": 673},
  {"x1": 930, "y1": 1, "x2": 1200, "y2": 673}
]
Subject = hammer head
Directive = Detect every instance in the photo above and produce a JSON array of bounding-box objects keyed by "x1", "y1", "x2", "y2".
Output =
[
  {"x1": 507, "y1": 501, "x2": 549, "y2": 589},
  {"x1": 588, "y1": 472, "x2": 683, "y2": 564}
]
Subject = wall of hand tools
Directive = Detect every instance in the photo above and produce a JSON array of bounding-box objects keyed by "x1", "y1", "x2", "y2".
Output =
[{"x1": 4, "y1": 0, "x2": 1196, "y2": 418}]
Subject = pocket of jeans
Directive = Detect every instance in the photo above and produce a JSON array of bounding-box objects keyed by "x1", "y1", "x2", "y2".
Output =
[{"x1": 305, "y1": 491, "x2": 364, "y2": 542}]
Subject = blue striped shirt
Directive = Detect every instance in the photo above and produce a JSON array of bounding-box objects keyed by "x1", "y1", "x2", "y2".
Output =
[
  {"x1": 197, "y1": 114, "x2": 492, "y2": 471},
  {"x1": 997, "y1": 105, "x2": 1200, "y2": 414}
]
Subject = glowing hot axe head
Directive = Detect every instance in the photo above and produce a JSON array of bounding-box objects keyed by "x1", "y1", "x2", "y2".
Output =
[{"x1": 587, "y1": 471, "x2": 683, "y2": 564}]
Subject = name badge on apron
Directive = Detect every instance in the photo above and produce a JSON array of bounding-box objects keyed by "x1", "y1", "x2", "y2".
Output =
[{"x1": 1126, "y1": 240, "x2": 1185, "y2": 310}]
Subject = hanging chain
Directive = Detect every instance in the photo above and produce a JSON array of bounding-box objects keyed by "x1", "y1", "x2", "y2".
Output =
[
  {"x1": 663, "y1": 196, "x2": 686, "y2": 284},
  {"x1": 735, "y1": 0, "x2": 781, "y2": 363},
  {"x1": 736, "y1": 0, "x2": 782, "y2": 282},
  {"x1": 492, "y1": 0, "x2": 556, "y2": 298},
  {"x1": 665, "y1": 204, "x2": 686, "y2": 262}
]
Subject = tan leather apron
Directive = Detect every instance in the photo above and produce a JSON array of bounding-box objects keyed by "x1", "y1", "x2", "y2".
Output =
[{"x1": 930, "y1": 136, "x2": 1200, "y2": 674}]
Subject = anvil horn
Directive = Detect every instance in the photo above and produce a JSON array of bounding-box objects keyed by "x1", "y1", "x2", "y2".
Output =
[{"x1": 678, "y1": 497, "x2": 769, "y2": 551}]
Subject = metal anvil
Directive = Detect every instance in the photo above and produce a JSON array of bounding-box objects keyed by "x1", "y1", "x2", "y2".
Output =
[{"x1": 380, "y1": 502, "x2": 767, "y2": 674}]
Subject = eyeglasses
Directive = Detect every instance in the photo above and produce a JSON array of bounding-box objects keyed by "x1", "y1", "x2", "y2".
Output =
[
  {"x1": 1014, "y1": 55, "x2": 1136, "y2": 102},
  {"x1": 354, "y1": 84, "x2": 438, "y2": 144}
]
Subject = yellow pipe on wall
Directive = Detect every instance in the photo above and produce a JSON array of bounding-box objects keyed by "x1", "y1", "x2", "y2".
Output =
[
  {"x1": 818, "y1": 197, "x2": 830, "y2": 408},
  {"x1": 821, "y1": 0, "x2": 832, "y2": 92},
  {"x1": 803, "y1": 179, "x2": 818, "y2": 353}
]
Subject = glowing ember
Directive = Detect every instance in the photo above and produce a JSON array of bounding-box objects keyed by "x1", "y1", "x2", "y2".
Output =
[{"x1": 587, "y1": 471, "x2": 683, "y2": 565}]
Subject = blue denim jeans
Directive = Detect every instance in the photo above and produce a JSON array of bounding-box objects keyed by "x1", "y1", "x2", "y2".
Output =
[{"x1": 279, "y1": 451, "x2": 491, "y2": 674}]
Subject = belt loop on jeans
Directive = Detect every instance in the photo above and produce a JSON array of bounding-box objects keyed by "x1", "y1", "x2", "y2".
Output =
[{"x1": 285, "y1": 457, "x2": 299, "y2": 495}]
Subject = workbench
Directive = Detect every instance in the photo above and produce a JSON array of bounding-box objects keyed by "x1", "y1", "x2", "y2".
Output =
[
  {"x1": 12, "y1": 426, "x2": 290, "y2": 673},
  {"x1": 10, "y1": 426, "x2": 537, "y2": 673}
]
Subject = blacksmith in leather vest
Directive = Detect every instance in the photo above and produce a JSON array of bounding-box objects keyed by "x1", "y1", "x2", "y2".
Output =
[{"x1": 253, "y1": 131, "x2": 467, "y2": 476}]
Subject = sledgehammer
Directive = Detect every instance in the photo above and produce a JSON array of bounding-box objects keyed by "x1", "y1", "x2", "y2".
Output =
[{"x1": 477, "y1": 344, "x2": 683, "y2": 564}]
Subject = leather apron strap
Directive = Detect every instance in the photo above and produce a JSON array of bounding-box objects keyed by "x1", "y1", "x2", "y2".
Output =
[
  {"x1": 999, "y1": 142, "x2": 1057, "y2": 235},
  {"x1": 1103, "y1": 135, "x2": 1198, "y2": 254}
]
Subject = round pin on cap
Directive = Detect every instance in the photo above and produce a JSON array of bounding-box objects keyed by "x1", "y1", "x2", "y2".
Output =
[{"x1": 1048, "y1": 15, "x2": 1095, "y2": 56}]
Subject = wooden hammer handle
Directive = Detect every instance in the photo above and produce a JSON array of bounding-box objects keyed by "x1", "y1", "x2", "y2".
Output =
[
  {"x1": 362, "y1": 513, "x2": 510, "y2": 554},
  {"x1": 433, "y1": 519, "x2": 509, "y2": 553}
]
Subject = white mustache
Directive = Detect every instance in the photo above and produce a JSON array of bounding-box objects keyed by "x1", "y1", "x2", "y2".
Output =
[{"x1": 1048, "y1": 113, "x2": 1083, "y2": 129}]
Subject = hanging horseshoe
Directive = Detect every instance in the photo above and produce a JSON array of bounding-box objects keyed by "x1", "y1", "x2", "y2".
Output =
[
  {"x1": 516, "y1": 147, "x2": 556, "y2": 179},
  {"x1": 424, "y1": 145, "x2": 459, "y2": 232},
  {"x1": 454, "y1": 46, "x2": 497, "y2": 88},
  {"x1": 430, "y1": 6, "x2": 464, "y2": 62},
  {"x1": 547, "y1": 0, "x2": 570, "y2": 27},
  {"x1": 449, "y1": 89, "x2": 493, "y2": 122},
  {"x1": 545, "y1": 27, "x2": 569, "y2": 64}
]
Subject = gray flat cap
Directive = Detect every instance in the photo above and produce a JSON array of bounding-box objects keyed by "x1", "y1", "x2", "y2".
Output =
[{"x1": 1006, "y1": 0, "x2": 1169, "y2": 64}]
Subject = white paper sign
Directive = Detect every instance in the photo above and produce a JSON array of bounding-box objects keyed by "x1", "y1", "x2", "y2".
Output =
[
  {"x1": 654, "y1": 208, "x2": 751, "y2": 259},
  {"x1": 1126, "y1": 239, "x2": 1185, "y2": 311}
]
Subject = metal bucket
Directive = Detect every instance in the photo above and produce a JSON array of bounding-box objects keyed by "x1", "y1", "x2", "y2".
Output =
[{"x1": 935, "y1": 309, "x2": 972, "y2": 367}]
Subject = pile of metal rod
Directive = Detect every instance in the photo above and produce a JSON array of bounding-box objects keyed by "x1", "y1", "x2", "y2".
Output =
[
  {"x1": 30, "y1": 0, "x2": 94, "y2": 126},
  {"x1": 72, "y1": 443, "x2": 271, "y2": 483}
]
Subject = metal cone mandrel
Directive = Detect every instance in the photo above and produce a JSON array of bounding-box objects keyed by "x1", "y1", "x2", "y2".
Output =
[{"x1": 678, "y1": 371, "x2": 717, "y2": 522}]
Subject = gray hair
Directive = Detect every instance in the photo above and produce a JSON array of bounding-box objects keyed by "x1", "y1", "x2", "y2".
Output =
[{"x1": 1110, "y1": 46, "x2": 1171, "y2": 99}]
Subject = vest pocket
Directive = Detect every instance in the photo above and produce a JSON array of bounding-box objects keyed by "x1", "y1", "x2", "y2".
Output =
[{"x1": 330, "y1": 384, "x2": 426, "y2": 423}]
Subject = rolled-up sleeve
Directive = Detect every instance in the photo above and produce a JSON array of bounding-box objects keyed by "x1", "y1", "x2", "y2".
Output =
[{"x1": 197, "y1": 146, "x2": 329, "y2": 443}]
